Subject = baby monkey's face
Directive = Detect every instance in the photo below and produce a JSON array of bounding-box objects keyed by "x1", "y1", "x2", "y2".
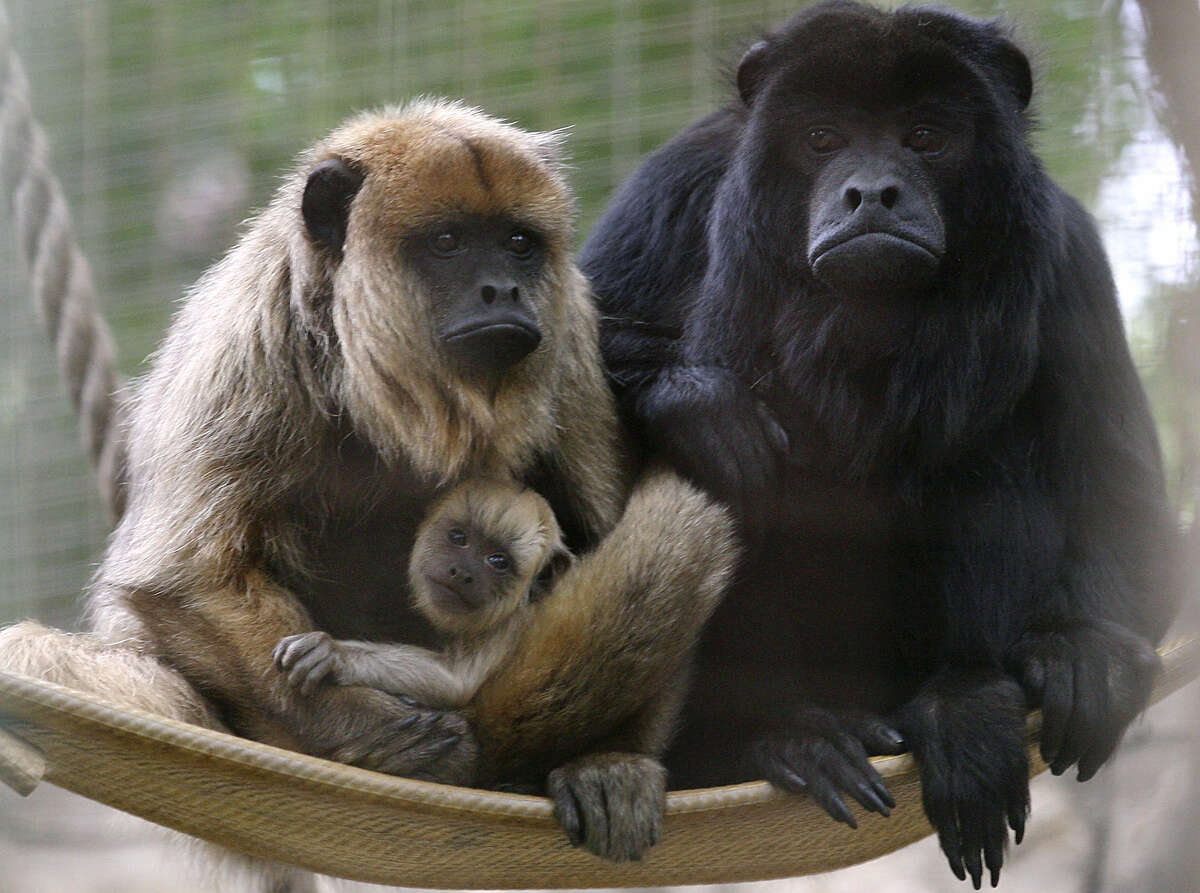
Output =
[{"x1": 420, "y1": 517, "x2": 519, "y2": 617}]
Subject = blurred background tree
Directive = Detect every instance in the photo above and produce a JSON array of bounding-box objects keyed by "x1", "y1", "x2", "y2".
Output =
[{"x1": 0, "y1": 1, "x2": 1196, "y2": 890}]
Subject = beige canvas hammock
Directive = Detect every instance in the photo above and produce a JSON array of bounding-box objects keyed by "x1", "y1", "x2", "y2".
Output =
[{"x1": 0, "y1": 636, "x2": 1196, "y2": 890}]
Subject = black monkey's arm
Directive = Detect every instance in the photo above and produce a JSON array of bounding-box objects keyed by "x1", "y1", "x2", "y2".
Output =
[
  {"x1": 898, "y1": 466, "x2": 1051, "y2": 888},
  {"x1": 1005, "y1": 198, "x2": 1176, "y2": 782}
]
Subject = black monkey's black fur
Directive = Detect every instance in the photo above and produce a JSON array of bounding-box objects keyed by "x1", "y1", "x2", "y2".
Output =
[{"x1": 580, "y1": 2, "x2": 1178, "y2": 886}]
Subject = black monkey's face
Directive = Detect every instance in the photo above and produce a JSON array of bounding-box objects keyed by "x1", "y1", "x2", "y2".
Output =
[
  {"x1": 799, "y1": 108, "x2": 960, "y2": 299},
  {"x1": 406, "y1": 215, "x2": 548, "y2": 374},
  {"x1": 736, "y1": 3, "x2": 1032, "y2": 301}
]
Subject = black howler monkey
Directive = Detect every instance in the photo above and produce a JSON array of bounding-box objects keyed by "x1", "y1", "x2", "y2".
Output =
[{"x1": 580, "y1": 2, "x2": 1178, "y2": 886}]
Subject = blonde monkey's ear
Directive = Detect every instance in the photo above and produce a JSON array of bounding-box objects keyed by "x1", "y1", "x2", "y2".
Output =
[{"x1": 302, "y1": 157, "x2": 365, "y2": 258}]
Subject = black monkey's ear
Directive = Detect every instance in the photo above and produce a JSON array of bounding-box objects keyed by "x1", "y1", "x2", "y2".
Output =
[
  {"x1": 302, "y1": 158, "x2": 366, "y2": 258},
  {"x1": 993, "y1": 39, "x2": 1033, "y2": 109},
  {"x1": 736, "y1": 39, "x2": 772, "y2": 105}
]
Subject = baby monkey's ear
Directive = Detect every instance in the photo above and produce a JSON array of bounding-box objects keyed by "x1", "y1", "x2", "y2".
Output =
[{"x1": 529, "y1": 546, "x2": 573, "y2": 602}]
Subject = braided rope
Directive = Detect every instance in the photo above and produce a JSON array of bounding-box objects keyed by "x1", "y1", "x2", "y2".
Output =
[{"x1": 0, "y1": 4, "x2": 126, "y2": 519}]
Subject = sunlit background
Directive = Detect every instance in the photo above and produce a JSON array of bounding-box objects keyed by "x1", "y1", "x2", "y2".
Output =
[{"x1": 1, "y1": 1, "x2": 1197, "y2": 890}]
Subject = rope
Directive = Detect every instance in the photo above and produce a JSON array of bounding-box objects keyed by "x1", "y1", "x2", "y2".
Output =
[{"x1": 0, "y1": 4, "x2": 126, "y2": 519}]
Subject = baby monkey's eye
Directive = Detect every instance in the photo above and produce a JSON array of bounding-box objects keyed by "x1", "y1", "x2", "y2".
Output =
[
  {"x1": 486, "y1": 552, "x2": 511, "y2": 572},
  {"x1": 447, "y1": 527, "x2": 468, "y2": 547}
]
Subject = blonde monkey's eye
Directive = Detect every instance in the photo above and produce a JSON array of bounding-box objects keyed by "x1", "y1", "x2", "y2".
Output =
[
  {"x1": 486, "y1": 552, "x2": 511, "y2": 572},
  {"x1": 432, "y1": 232, "x2": 460, "y2": 255},
  {"x1": 507, "y1": 231, "x2": 535, "y2": 257},
  {"x1": 447, "y1": 527, "x2": 468, "y2": 546}
]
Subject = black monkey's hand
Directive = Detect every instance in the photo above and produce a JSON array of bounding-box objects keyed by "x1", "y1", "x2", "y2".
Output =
[
  {"x1": 548, "y1": 752, "x2": 667, "y2": 862},
  {"x1": 897, "y1": 671, "x2": 1029, "y2": 889},
  {"x1": 1010, "y1": 619, "x2": 1160, "y2": 781},
  {"x1": 634, "y1": 364, "x2": 788, "y2": 534},
  {"x1": 274, "y1": 631, "x2": 344, "y2": 695},
  {"x1": 752, "y1": 708, "x2": 905, "y2": 828}
]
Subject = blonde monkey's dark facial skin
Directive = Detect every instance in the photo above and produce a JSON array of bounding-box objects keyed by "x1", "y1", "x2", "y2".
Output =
[{"x1": 405, "y1": 216, "x2": 548, "y2": 374}]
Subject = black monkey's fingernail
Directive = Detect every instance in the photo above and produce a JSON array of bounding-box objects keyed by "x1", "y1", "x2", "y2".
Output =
[
  {"x1": 873, "y1": 781, "x2": 895, "y2": 809},
  {"x1": 1011, "y1": 813, "x2": 1026, "y2": 846},
  {"x1": 781, "y1": 770, "x2": 808, "y2": 793},
  {"x1": 991, "y1": 866, "x2": 1001, "y2": 887},
  {"x1": 828, "y1": 796, "x2": 856, "y2": 829},
  {"x1": 948, "y1": 858, "x2": 966, "y2": 882},
  {"x1": 884, "y1": 729, "x2": 905, "y2": 749},
  {"x1": 396, "y1": 714, "x2": 419, "y2": 731},
  {"x1": 855, "y1": 782, "x2": 889, "y2": 816}
]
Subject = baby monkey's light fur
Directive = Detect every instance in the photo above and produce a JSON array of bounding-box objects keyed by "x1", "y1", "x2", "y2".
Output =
[{"x1": 275, "y1": 479, "x2": 571, "y2": 708}]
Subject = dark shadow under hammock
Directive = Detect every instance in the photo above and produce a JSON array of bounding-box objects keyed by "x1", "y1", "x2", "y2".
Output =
[{"x1": 0, "y1": 637, "x2": 1195, "y2": 890}]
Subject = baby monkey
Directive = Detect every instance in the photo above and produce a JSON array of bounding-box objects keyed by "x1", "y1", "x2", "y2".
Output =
[{"x1": 274, "y1": 478, "x2": 571, "y2": 709}]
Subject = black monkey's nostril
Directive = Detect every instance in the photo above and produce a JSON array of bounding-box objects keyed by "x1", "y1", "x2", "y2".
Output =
[
  {"x1": 845, "y1": 187, "x2": 862, "y2": 211},
  {"x1": 510, "y1": 287, "x2": 520, "y2": 302},
  {"x1": 481, "y1": 285, "x2": 497, "y2": 304},
  {"x1": 881, "y1": 186, "x2": 899, "y2": 209}
]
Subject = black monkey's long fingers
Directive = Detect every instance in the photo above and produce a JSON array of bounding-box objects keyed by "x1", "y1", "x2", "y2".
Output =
[
  {"x1": 932, "y1": 806, "x2": 966, "y2": 883},
  {"x1": 983, "y1": 806, "x2": 1007, "y2": 888},
  {"x1": 1038, "y1": 659, "x2": 1074, "y2": 767},
  {"x1": 788, "y1": 769, "x2": 858, "y2": 829},
  {"x1": 1076, "y1": 725, "x2": 1123, "y2": 783},
  {"x1": 1050, "y1": 670, "x2": 1102, "y2": 776},
  {"x1": 829, "y1": 732, "x2": 894, "y2": 815},
  {"x1": 848, "y1": 715, "x2": 906, "y2": 755},
  {"x1": 1007, "y1": 788, "x2": 1028, "y2": 845},
  {"x1": 957, "y1": 802, "x2": 985, "y2": 890},
  {"x1": 753, "y1": 399, "x2": 790, "y2": 457}
]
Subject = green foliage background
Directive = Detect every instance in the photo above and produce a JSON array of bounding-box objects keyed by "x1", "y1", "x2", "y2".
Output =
[{"x1": 0, "y1": 0, "x2": 1193, "y2": 626}]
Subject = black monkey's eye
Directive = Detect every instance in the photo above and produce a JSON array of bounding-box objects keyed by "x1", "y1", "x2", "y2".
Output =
[
  {"x1": 806, "y1": 127, "x2": 847, "y2": 154},
  {"x1": 431, "y1": 232, "x2": 461, "y2": 255},
  {"x1": 506, "y1": 230, "x2": 537, "y2": 258},
  {"x1": 486, "y1": 552, "x2": 511, "y2": 573},
  {"x1": 904, "y1": 126, "x2": 948, "y2": 155},
  {"x1": 447, "y1": 527, "x2": 468, "y2": 547}
]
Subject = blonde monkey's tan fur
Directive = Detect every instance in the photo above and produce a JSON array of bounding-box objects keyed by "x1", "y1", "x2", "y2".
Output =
[{"x1": 0, "y1": 99, "x2": 738, "y2": 866}]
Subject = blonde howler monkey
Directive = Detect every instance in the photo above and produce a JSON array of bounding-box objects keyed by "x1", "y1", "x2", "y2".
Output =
[{"x1": 0, "y1": 100, "x2": 738, "y2": 865}]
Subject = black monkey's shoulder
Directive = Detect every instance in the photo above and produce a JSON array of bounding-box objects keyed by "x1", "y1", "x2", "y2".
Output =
[{"x1": 580, "y1": 106, "x2": 744, "y2": 320}]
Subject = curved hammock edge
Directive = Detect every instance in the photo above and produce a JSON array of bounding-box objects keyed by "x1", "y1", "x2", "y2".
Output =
[{"x1": 0, "y1": 636, "x2": 1196, "y2": 889}]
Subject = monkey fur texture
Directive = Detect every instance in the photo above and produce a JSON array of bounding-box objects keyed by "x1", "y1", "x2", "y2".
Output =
[
  {"x1": 274, "y1": 478, "x2": 574, "y2": 708},
  {"x1": 580, "y1": 2, "x2": 1179, "y2": 886},
  {"x1": 0, "y1": 99, "x2": 738, "y2": 863}
]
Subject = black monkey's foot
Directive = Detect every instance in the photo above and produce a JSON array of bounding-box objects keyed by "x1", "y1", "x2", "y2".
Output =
[
  {"x1": 547, "y1": 752, "x2": 667, "y2": 862},
  {"x1": 1010, "y1": 619, "x2": 1160, "y2": 780},
  {"x1": 752, "y1": 708, "x2": 905, "y2": 829},
  {"x1": 897, "y1": 670, "x2": 1029, "y2": 889}
]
